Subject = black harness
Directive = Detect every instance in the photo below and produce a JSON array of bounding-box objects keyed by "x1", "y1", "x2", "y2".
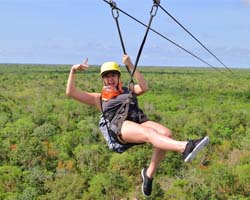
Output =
[
  {"x1": 100, "y1": 1, "x2": 158, "y2": 144},
  {"x1": 100, "y1": 87, "x2": 148, "y2": 145},
  {"x1": 100, "y1": 90, "x2": 132, "y2": 144}
]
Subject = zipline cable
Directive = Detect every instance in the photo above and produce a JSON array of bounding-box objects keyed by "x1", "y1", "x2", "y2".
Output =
[
  {"x1": 158, "y1": 4, "x2": 233, "y2": 74},
  {"x1": 103, "y1": 0, "x2": 232, "y2": 78}
]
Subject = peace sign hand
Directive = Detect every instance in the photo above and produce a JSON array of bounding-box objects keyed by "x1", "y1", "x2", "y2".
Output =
[{"x1": 71, "y1": 58, "x2": 89, "y2": 72}]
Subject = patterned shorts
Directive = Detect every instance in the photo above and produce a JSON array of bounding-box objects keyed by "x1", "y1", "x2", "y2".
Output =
[{"x1": 99, "y1": 116, "x2": 136, "y2": 153}]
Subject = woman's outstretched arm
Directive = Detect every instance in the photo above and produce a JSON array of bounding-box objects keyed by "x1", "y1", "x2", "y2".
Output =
[{"x1": 66, "y1": 58, "x2": 101, "y2": 111}]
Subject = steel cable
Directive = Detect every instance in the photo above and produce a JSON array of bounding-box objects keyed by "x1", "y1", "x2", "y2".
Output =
[
  {"x1": 158, "y1": 4, "x2": 233, "y2": 74},
  {"x1": 102, "y1": 0, "x2": 232, "y2": 77}
]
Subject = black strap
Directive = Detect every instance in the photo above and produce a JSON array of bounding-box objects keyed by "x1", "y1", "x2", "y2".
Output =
[
  {"x1": 131, "y1": 1, "x2": 160, "y2": 80},
  {"x1": 100, "y1": 92, "x2": 133, "y2": 145},
  {"x1": 109, "y1": 1, "x2": 133, "y2": 81},
  {"x1": 111, "y1": 2, "x2": 126, "y2": 55},
  {"x1": 102, "y1": 90, "x2": 133, "y2": 121},
  {"x1": 107, "y1": 0, "x2": 160, "y2": 84},
  {"x1": 100, "y1": 94, "x2": 114, "y2": 142}
]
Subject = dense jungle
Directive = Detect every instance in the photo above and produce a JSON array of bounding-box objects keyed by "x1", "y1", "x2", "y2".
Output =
[{"x1": 0, "y1": 64, "x2": 250, "y2": 199}]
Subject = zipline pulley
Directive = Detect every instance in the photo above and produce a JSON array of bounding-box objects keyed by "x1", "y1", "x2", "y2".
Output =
[
  {"x1": 154, "y1": 0, "x2": 161, "y2": 4},
  {"x1": 108, "y1": 0, "x2": 116, "y2": 9}
]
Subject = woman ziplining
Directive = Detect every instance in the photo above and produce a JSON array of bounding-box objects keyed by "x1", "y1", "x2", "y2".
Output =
[
  {"x1": 66, "y1": 54, "x2": 209, "y2": 197},
  {"x1": 65, "y1": 0, "x2": 219, "y2": 197}
]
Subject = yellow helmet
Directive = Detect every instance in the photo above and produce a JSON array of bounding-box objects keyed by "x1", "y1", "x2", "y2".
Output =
[{"x1": 100, "y1": 61, "x2": 121, "y2": 76}]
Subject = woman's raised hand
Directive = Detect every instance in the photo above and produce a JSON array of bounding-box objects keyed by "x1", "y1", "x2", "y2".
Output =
[
  {"x1": 71, "y1": 58, "x2": 89, "y2": 72},
  {"x1": 122, "y1": 54, "x2": 133, "y2": 70}
]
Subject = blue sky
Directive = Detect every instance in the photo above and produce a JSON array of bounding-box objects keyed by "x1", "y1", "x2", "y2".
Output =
[{"x1": 0, "y1": 0, "x2": 250, "y2": 68}]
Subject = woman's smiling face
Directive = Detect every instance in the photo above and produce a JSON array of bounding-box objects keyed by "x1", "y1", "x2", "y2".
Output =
[{"x1": 102, "y1": 71, "x2": 120, "y2": 87}]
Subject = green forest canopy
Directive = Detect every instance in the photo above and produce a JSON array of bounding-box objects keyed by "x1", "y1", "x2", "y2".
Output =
[{"x1": 0, "y1": 64, "x2": 250, "y2": 199}]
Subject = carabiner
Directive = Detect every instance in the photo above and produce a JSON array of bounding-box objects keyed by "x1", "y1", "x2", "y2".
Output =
[
  {"x1": 150, "y1": 0, "x2": 160, "y2": 17},
  {"x1": 109, "y1": 0, "x2": 119, "y2": 19},
  {"x1": 112, "y1": 7, "x2": 119, "y2": 19},
  {"x1": 150, "y1": 5, "x2": 159, "y2": 17}
]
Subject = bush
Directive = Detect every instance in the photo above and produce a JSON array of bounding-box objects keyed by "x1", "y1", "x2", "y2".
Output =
[
  {"x1": 33, "y1": 123, "x2": 58, "y2": 141},
  {"x1": 84, "y1": 172, "x2": 129, "y2": 200},
  {"x1": 0, "y1": 165, "x2": 22, "y2": 194}
]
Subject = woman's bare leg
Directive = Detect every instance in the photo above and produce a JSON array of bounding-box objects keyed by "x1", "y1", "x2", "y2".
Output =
[
  {"x1": 120, "y1": 120, "x2": 187, "y2": 178},
  {"x1": 146, "y1": 148, "x2": 166, "y2": 177},
  {"x1": 120, "y1": 120, "x2": 187, "y2": 153},
  {"x1": 141, "y1": 121, "x2": 172, "y2": 178}
]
